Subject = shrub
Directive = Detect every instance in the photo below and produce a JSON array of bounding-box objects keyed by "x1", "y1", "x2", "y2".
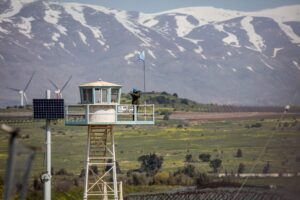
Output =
[
  {"x1": 196, "y1": 173, "x2": 211, "y2": 187},
  {"x1": 236, "y1": 149, "x2": 243, "y2": 157},
  {"x1": 251, "y1": 123, "x2": 262, "y2": 128},
  {"x1": 263, "y1": 162, "x2": 270, "y2": 173},
  {"x1": 177, "y1": 124, "x2": 184, "y2": 128},
  {"x1": 168, "y1": 173, "x2": 194, "y2": 186},
  {"x1": 127, "y1": 172, "x2": 152, "y2": 185},
  {"x1": 138, "y1": 153, "x2": 163, "y2": 176},
  {"x1": 33, "y1": 177, "x2": 42, "y2": 191},
  {"x1": 209, "y1": 159, "x2": 222, "y2": 173},
  {"x1": 199, "y1": 153, "x2": 211, "y2": 162},
  {"x1": 180, "y1": 99, "x2": 189, "y2": 105},
  {"x1": 237, "y1": 163, "x2": 245, "y2": 174},
  {"x1": 56, "y1": 168, "x2": 68, "y2": 175},
  {"x1": 153, "y1": 172, "x2": 169, "y2": 185},
  {"x1": 174, "y1": 164, "x2": 198, "y2": 178},
  {"x1": 185, "y1": 154, "x2": 193, "y2": 163},
  {"x1": 283, "y1": 122, "x2": 289, "y2": 127},
  {"x1": 163, "y1": 112, "x2": 170, "y2": 120},
  {"x1": 54, "y1": 179, "x2": 73, "y2": 192}
]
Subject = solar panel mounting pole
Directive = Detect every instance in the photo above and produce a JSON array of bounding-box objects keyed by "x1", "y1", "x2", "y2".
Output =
[
  {"x1": 143, "y1": 59, "x2": 146, "y2": 93},
  {"x1": 44, "y1": 90, "x2": 51, "y2": 200}
]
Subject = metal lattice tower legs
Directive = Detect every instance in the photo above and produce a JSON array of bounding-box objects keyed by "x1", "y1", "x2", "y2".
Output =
[{"x1": 83, "y1": 125, "x2": 121, "y2": 200}]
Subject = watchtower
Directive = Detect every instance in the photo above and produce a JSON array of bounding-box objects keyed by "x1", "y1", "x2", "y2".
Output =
[{"x1": 65, "y1": 80, "x2": 154, "y2": 200}]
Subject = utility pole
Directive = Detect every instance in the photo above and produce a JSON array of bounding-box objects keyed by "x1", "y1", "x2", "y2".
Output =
[
  {"x1": 43, "y1": 90, "x2": 51, "y2": 200},
  {"x1": 143, "y1": 59, "x2": 146, "y2": 93}
]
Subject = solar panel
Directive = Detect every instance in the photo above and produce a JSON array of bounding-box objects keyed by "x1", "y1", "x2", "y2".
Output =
[{"x1": 33, "y1": 99, "x2": 64, "y2": 119}]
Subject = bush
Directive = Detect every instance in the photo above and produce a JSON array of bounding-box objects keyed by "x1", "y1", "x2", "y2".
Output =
[
  {"x1": 237, "y1": 163, "x2": 245, "y2": 174},
  {"x1": 209, "y1": 159, "x2": 222, "y2": 173},
  {"x1": 251, "y1": 123, "x2": 262, "y2": 128},
  {"x1": 185, "y1": 154, "x2": 193, "y2": 163},
  {"x1": 263, "y1": 162, "x2": 270, "y2": 173},
  {"x1": 127, "y1": 172, "x2": 152, "y2": 185},
  {"x1": 199, "y1": 153, "x2": 211, "y2": 162},
  {"x1": 236, "y1": 149, "x2": 243, "y2": 157},
  {"x1": 168, "y1": 173, "x2": 194, "y2": 186},
  {"x1": 56, "y1": 168, "x2": 68, "y2": 175},
  {"x1": 180, "y1": 99, "x2": 189, "y2": 105},
  {"x1": 163, "y1": 112, "x2": 170, "y2": 120},
  {"x1": 196, "y1": 173, "x2": 211, "y2": 187},
  {"x1": 283, "y1": 122, "x2": 289, "y2": 127},
  {"x1": 138, "y1": 153, "x2": 163, "y2": 176},
  {"x1": 153, "y1": 172, "x2": 169, "y2": 185},
  {"x1": 174, "y1": 164, "x2": 198, "y2": 178},
  {"x1": 33, "y1": 177, "x2": 42, "y2": 191}
]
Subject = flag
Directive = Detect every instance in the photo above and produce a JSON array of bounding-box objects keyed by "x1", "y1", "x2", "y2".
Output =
[{"x1": 137, "y1": 50, "x2": 145, "y2": 61}]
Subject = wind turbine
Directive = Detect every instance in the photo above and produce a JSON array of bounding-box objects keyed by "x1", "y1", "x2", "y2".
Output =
[
  {"x1": 48, "y1": 75, "x2": 72, "y2": 99},
  {"x1": 7, "y1": 71, "x2": 35, "y2": 107}
]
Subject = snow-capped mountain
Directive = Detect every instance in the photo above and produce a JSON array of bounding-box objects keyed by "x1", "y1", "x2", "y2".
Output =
[{"x1": 1, "y1": 0, "x2": 300, "y2": 106}]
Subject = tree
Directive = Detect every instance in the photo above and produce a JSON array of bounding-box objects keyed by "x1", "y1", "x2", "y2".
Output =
[
  {"x1": 263, "y1": 161, "x2": 270, "y2": 173},
  {"x1": 163, "y1": 112, "x2": 170, "y2": 120},
  {"x1": 174, "y1": 164, "x2": 197, "y2": 178},
  {"x1": 185, "y1": 154, "x2": 193, "y2": 163},
  {"x1": 138, "y1": 153, "x2": 163, "y2": 176},
  {"x1": 237, "y1": 163, "x2": 245, "y2": 174},
  {"x1": 209, "y1": 159, "x2": 222, "y2": 173},
  {"x1": 173, "y1": 93, "x2": 178, "y2": 98},
  {"x1": 236, "y1": 149, "x2": 243, "y2": 157},
  {"x1": 180, "y1": 99, "x2": 189, "y2": 105},
  {"x1": 199, "y1": 153, "x2": 211, "y2": 162}
]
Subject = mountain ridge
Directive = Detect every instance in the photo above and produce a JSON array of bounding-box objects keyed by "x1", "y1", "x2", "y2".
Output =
[{"x1": 0, "y1": 0, "x2": 300, "y2": 106}]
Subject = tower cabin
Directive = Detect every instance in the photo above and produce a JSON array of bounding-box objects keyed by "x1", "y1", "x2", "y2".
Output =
[{"x1": 65, "y1": 80, "x2": 155, "y2": 125}]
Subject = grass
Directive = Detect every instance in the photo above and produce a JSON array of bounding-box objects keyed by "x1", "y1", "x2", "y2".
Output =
[
  {"x1": 0, "y1": 110, "x2": 299, "y2": 198},
  {"x1": 0, "y1": 116, "x2": 299, "y2": 176}
]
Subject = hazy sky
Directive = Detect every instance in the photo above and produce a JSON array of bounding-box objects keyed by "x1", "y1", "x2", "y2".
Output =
[{"x1": 61, "y1": 0, "x2": 300, "y2": 13}]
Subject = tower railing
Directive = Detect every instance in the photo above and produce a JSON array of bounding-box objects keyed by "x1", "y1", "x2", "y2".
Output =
[{"x1": 65, "y1": 104, "x2": 154, "y2": 125}]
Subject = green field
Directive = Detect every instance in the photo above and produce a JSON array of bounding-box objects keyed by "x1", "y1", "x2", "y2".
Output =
[
  {"x1": 0, "y1": 111, "x2": 300, "y2": 198},
  {"x1": 1, "y1": 114, "x2": 300, "y2": 175}
]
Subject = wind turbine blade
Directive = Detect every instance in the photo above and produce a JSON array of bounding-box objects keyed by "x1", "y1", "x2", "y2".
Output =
[
  {"x1": 6, "y1": 87, "x2": 20, "y2": 92},
  {"x1": 24, "y1": 71, "x2": 35, "y2": 92},
  {"x1": 48, "y1": 79, "x2": 59, "y2": 90},
  {"x1": 60, "y1": 75, "x2": 72, "y2": 92}
]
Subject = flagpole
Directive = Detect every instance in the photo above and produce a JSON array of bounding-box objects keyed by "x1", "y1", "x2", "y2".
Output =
[{"x1": 143, "y1": 60, "x2": 146, "y2": 93}]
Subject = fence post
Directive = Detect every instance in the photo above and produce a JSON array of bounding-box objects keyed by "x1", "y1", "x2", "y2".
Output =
[{"x1": 2, "y1": 124, "x2": 19, "y2": 200}]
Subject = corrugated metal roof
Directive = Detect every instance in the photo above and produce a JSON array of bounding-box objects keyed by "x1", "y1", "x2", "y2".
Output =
[{"x1": 79, "y1": 80, "x2": 122, "y2": 87}]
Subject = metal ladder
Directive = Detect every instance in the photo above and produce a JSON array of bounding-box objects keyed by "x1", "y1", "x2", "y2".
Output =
[{"x1": 83, "y1": 125, "x2": 122, "y2": 200}]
